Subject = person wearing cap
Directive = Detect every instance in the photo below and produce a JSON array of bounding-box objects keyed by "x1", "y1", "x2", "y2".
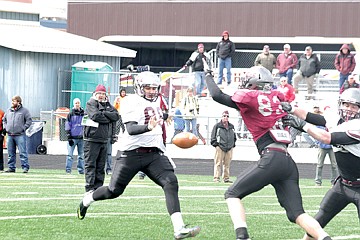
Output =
[
  {"x1": 216, "y1": 30, "x2": 235, "y2": 86},
  {"x1": 334, "y1": 44, "x2": 356, "y2": 89},
  {"x1": 254, "y1": 45, "x2": 276, "y2": 72},
  {"x1": 293, "y1": 46, "x2": 321, "y2": 99},
  {"x1": 83, "y1": 84, "x2": 119, "y2": 193},
  {"x1": 184, "y1": 43, "x2": 212, "y2": 97},
  {"x1": 277, "y1": 76, "x2": 296, "y2": 103},
  {"x1": 65, "y1": 98, "x2": 85, "y2": 174},
  {"x1": 210, "y1": 110, "x2": 236, "y2": 183},
  {"x1": 276, "y1": 43, "x2": 298, "y2": 85},
  {"x1": 339, "y1": 73, "x2": 360, "y2": 94}
]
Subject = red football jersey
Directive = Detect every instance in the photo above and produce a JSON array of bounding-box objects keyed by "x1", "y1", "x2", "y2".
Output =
[{"x1": 231, "y1": 89, "x2": 287, "y2": 141}]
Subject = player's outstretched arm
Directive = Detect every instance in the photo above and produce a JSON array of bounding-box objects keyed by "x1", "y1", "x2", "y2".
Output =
[
  {"x1": 281, "y1": 102, "x2": 326, "y2": 126},
  {"x1": 202, "y1": 60, "x2": 237, "y2": 109}
]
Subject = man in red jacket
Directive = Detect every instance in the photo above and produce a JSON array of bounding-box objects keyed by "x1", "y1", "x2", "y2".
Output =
[
  {"x1": 334, "y1": 44, "x2": 356, "y2": 89},
  {"x1": 276, "y1": 44, "x2": 298, "y2": 85}
]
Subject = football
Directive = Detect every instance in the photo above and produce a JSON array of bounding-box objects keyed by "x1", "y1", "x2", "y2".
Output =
[{"x1": 172, "y1": 132, "x2": 198, "y2": 149}]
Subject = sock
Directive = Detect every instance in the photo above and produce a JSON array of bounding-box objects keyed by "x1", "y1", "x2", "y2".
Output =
[
  {"x1": 235, "y1": 227, "x2": 249, "y2": 239},
  {"x1": 170, "y1": 212, "x2": 185, "y2": 232},
  {"x1": 83, "y1": 191, "x2": 95, "y2": 207}
]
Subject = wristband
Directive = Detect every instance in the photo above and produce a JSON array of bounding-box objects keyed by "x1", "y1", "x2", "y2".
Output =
[{"x1": 303, "y1": 123, "x2": 310, "y2": 132}]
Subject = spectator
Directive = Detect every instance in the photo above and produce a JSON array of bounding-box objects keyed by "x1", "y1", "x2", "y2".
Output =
[
  {"x1": 3, "y1": 95, "x2": 32, "y2": 173},
  {"x1": 181, "y1": 87, "x2": 199, "y2": 137},
  {"x1": 293, "y1": 46, "x2": 321, "y2": 99},
  {"x1": 184, "y1": 43, "x2": 212, "y2": 97},
  {"x1": 210, "y1": 110, "x2": 236, "y2": 183},
  {"x1": 334, "y1": 44, "x2": 356, "y2": 89},
  {"x1": 65, "y1": 98, "x2": 85, "y2": 175},
  {"x1": 216, "y1": 30, "x2": 235, "y2": 86},
  {"x1": 113, "y1": 88, "x2": 126, "y2": 134},
  {"x1": 276, "y1": 44, "x2": 298, "y2": 85},
  {"x1": 106, "y1": 94, "x2": 118, "y2": 176},
  {"x1": 277, "y1": 76, "x2": 296, "y2": 103},
  {"x1": 83, "y1": 84, "x2": 119, "y2": 193},
  {"x1": 0, "y1": 108, "x2": 4, "y2": 172},
  {"x1": 254, "y1": 45, "x2": 276, "y2": 73},
  {"x1": 171, "y1": 108, "x2": 185, "y2": 142},
  {"x1": 339, "y1": 73, "x2": 360, "y2": 94},
  {"x1": 314, "y1": 126, "x2": 338, "y2": 186},
  {"x1": 302, "y1": 106, "x2": 322, "y2": 148}
]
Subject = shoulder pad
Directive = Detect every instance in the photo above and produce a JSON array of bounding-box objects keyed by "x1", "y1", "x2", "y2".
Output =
[{"x1": 231, "y1": 90, "x2": 249, "y2": 103}]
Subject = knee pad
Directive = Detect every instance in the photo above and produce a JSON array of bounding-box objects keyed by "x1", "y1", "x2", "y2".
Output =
[{"x1": 161, "y1": 172, "x2": 179, "y2": 193}]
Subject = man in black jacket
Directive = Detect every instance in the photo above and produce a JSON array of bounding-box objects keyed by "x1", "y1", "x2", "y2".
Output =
[
  {"x1": 211, "y1": 110, "x2": 236, "y2": 183},
  {"x1": 216, "y1": 31, "x2": 235, "y2": 86},
  {"x1": 83, "y1": 84, "x2": 119, "y2": 193},
  {"x1": 293, "y1": 46, "x2": 321, "y2": 99}
]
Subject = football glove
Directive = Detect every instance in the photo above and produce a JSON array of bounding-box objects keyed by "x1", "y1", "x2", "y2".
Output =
[
  {"x1": 282, "y1": 115, "x2": 307, "y2": 132},
  {"x1": 281, "y1": 102, "x2": 293, "y2": 113}
]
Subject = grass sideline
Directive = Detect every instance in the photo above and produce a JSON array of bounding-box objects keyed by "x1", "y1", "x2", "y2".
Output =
[{"x1": 0, "y1": 169, "x2": 359, "y2": 240}]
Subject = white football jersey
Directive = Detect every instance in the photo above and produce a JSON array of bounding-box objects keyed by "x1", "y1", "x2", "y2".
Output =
[
  {"x1": 120, "y1": 95, "x2": 166, "y2": 152},
  {"x1": 331, "y1": 119, "x2": 360, "y2": 157}
]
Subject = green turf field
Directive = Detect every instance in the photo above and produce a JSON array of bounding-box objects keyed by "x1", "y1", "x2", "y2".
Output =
[{"x1": 0, "y1": 170, "x2": 359, "y2": 240}]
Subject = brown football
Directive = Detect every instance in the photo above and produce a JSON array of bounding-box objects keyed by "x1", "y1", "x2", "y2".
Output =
[{"x1": 172, "y1": 132, "x2": 198, "y2": 149}]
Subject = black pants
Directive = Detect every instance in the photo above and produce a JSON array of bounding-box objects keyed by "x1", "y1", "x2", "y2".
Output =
[
  {"x1": 84, "y1": 141, "x2": 107, "y2": 192},
  {"x1": 225, "y1": 149, "x2": 305, "y2": 223},
  {"x1": 315, "y1": 179, "x2": 360, "y2": 227},
  {"x1": 93, "y1": 150, "x2": 181, "y2": 215},
  {"x1": 0, "y1": 136, "x2": 3, "y2": 170}
]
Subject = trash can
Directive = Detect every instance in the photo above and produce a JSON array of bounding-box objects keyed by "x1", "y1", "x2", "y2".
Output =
[{"x1": 26, "y1": 121, "x2": 46, "y2": 154}]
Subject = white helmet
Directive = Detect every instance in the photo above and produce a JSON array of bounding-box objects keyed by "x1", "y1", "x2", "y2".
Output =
[
  {"x1": 241, "y1": 66, "x2": 274, "y2": 91},
  {"x1": 338, "y1": 88, "x2": 360, "y2": 121},
  {"x1": 134, "y1": 71, "x2": 161, "y2": 101}
]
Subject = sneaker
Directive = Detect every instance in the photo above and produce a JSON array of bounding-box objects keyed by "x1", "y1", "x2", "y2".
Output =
[
  {"x1": 139, "y1": 175, "x2": 145, "y2": 180},
  {"x1": 78, "y1": 172, "x2": 84, "y2": 175},
  {"x1": 174, "y1": 225, "x2": 201, "y2": 239},
  {"x1": 315, "y1": 183, "x2": 322, "y2": 187},
  {"x1": 106, "y1": 170, "x2": 112, "y2": 175},
  {"x1": 213, "y1": 178, "x2": 220, "y2": 183},
  {"x1": 77, "y1": 201, "x2": 88, "y2": 220},
  {"x1": 23, "y1": 169, "x2": 29, "y2": 173},
  {"x1": 5, "y1": 169, "x2": 15, "y2": 173},
  {"x1": 224, "y1": 179, "x2": 233, "y2": 183}
]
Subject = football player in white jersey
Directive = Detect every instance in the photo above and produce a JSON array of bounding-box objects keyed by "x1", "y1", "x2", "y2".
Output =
[
  {"x1": 77, "y1": 71, "x2": 200, "y2": 240},
  {"x1": 282, "y1": 88, "x2": 360, "y2": 239}
]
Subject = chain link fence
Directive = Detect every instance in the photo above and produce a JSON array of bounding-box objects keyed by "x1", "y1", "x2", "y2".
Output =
[{"x1": 210, "y1": 49, "x2": 342, "y2": 70}]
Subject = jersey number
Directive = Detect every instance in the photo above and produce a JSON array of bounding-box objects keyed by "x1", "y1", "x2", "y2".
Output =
[{"x1": 257, "y1": 95, "x2": 283, "y2": 117}]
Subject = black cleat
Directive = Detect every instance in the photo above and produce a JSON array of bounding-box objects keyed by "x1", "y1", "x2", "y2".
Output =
[{"x1": 77, "y1": 201, "x2": 88, "y2": 220}]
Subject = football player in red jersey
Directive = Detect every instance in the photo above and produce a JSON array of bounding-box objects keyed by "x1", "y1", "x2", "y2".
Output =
[
  {"x1": 282, "y1": 88, "x2": 360, "y2": 240},
  {"x1": 203, "y1": 60, "x2": 331, "y2": 240},
  {"x1": 77, "y1": 71, "x2": 200, "y2": 239}
]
